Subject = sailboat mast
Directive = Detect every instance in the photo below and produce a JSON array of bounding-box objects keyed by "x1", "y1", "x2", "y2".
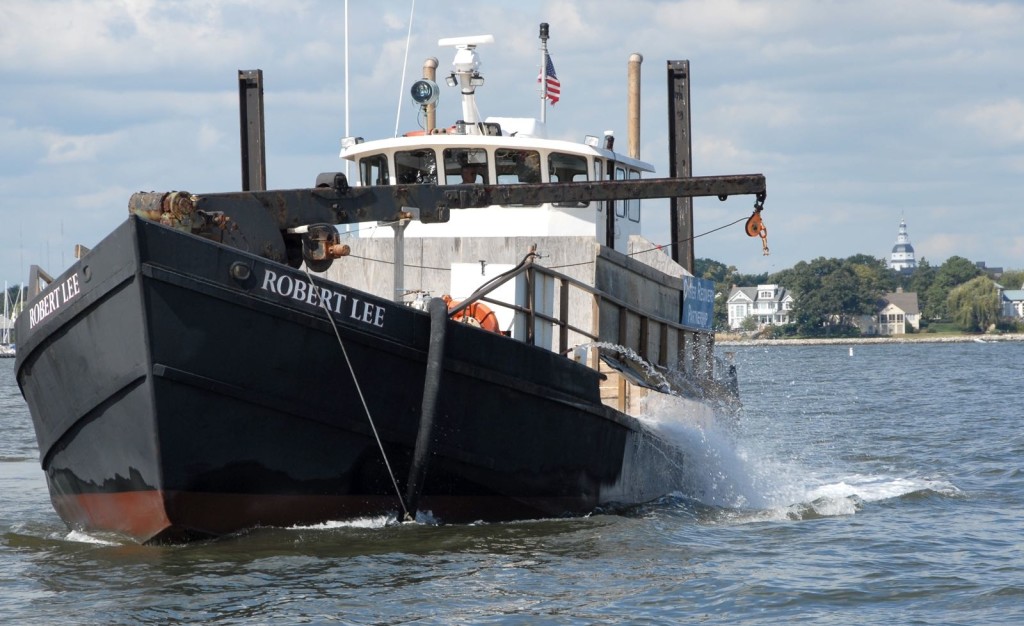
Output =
[{"x1": 2, "y1": 281, "x2": 8, "y2": 345}]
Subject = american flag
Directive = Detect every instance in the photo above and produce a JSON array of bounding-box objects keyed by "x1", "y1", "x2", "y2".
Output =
[{"x1": 539, "y1": 55, "x2": 561, "y2": 105}]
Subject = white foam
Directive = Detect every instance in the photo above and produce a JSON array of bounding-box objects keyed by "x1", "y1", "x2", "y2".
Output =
[
  {"x1": 62, "y1": 530, "x2": 121, "y2": 545},
  {"x1": 639, "y1": 393, "x2": 777, "y2": 510},
  {"x1": 290, "y1": 515, "x2": 394, "y2": 530},
  {"x1": 804, "y1": 496, "x2": 861, "y2": 517},
  {"x1": 637, "y1": 393, "x2": 959, "y2": 521},
  {"x1": 804, "y1": 474, "x2": 960, "y2": 503}
]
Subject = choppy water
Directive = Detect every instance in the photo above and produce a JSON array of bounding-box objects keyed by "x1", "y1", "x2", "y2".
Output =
[{"x1": 2, "y1": 341, "x2": 1022, "y2": 625}]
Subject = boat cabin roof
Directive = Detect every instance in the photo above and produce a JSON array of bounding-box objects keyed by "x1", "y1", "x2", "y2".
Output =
[
  {"x1": 341, "y1": 118, "x2": 654, "y2": 186},
  {"x1": 344, "y1": 132, "x2": 651, "y2": 169}
]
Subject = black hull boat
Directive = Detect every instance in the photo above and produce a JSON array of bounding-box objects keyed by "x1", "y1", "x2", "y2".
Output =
[
  {"x1": 16, "y1": 217, "x2": 692, "y2": 542},
  {"x1": 15, "y1": 26, "x2": 767, "y2": 543}
]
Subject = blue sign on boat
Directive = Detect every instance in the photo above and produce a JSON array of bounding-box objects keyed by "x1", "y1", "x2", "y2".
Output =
[{"x1": 681, "y1": 276, "x2": 715, "y2": 331}]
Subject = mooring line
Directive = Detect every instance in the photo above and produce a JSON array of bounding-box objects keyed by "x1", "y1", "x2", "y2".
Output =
[{"x1": 302, "y1": 267, "x2": 411, "y2": 520}]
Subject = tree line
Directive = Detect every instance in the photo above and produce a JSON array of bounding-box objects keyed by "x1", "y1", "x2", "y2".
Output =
[{"x1": 695, "y1": 255, "x2": 1024, "y2": 336}]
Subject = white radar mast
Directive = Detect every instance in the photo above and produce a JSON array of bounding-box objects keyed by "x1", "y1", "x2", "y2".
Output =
[{"x1": 437, "y1": 34, "x2": 494, "y2": 125}]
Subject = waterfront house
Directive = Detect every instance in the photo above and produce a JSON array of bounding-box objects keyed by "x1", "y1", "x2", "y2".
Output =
[
  {"x1": 849, "y1": 289, "x2": 920, "y2": 336},
  {"x1": 998, "y1": 285, "x2": 1024, "y2": 319},
  {"x1": 726, "y1": 284, "x2": 793, "y2": 330},
  {"x1": 876, "y1": 289, "x2": 920, "y2": 335}
]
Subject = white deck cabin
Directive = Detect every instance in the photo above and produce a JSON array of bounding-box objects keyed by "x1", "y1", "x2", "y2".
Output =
[{"x1": 339, "y1": 34, "x2": 655, "y2": 250}]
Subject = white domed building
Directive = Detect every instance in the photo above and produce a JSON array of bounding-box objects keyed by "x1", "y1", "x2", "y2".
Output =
[{"x1": 889, "y1": 217, "x2": 917, "y2": 274}]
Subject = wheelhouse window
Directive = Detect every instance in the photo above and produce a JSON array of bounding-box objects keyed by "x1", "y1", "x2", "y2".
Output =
[
  {"x1": 358, "y1": 154, "x2": 390, "y2": 186},
  {"x1": 549, "y1": 152, "x2": 589, "y2": 207},
  {"x1": 395, "y1": 149, "x2": 438, "y2": 184},
  {"x1": 444, "y1": 148, "x2": 489, "y2": 184},
  {"x1": 627, "y1": 169, "x2": 641, "y2": 222},
  {"x1": 494, "y1": 148, "x2": 540, "y2": 206},
  {"x1": 495, "y1": 149, "x2": 541, "y2": 184},
  {"x1": 594, "y1": 159, "x2": 605, "y2": 213},
  {"x1": 614, "y1": 166, "x2": 626, "y2": 216}
]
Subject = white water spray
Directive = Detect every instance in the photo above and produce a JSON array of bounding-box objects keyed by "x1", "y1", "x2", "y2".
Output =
[{"x1": 635, "y1": 370, "x2": 960, "y2": 523}]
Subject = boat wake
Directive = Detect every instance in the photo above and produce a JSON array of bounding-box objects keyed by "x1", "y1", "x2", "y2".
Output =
[
  {"x1": 290, "y1": 515, "x2": 399, "y2": 531},
  {"x1": 62, "y1": 529, "x2": 123, "y2": 546},
  {"x1": 636, "y1": 393, "x2": 961, "y2": 523},
  {"x1": 289, "y1": 509, "x2": 446, "y2": 532}
]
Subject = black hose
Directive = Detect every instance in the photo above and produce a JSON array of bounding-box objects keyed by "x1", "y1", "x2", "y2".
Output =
[{"x1": 403, "y1": 296, "x2": 447, "y2": 521}]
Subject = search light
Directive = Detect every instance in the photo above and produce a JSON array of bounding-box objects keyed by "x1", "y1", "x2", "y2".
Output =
[{"x1": 410, "y1": 79, "x2": 440, "y2": 106}]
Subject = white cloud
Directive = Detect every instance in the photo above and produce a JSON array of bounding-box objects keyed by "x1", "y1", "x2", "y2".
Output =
[
  {"x1": 962, "y1": 99, "x2": 1024, "y2": 144},
  {"x1": 42, "y1": 130, "x2": 120, "y2": 163},
  {"x1": 197, "y1": 121, "x2": 225, "y2": 152},
  {"x1": 921, "y1": 233, "x2": 978, "y2": 264},
  {"x1": 2, "y1": 0, "x2": 1024, "y2": 283}
]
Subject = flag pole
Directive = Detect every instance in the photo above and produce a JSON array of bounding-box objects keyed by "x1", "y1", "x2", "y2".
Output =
[{"x1": 539, "y1": 22, "x2": 549, "y2": 124}]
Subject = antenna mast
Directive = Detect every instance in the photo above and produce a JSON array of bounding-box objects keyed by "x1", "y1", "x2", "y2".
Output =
[{"x1": 539, "y1": 23, "x2": 549, "y2": 124}]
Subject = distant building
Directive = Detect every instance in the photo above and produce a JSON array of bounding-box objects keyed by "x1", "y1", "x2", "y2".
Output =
[
  {"x1": 878, "y1": 289, "x2": 921, "y2": 334},
  {"x1": 975, "y1": 261, "x2": 1004, "y2": 279},
  {"x1": 726, "y1": 284, "x2": 794, "y2": 330},
  {"x1": 889, "y1": 217, "x2": 917, "y2": 274},
  {"x1": 853, "y1": 289, "x2": 921, "y2": 335},
  {"x1": 996, "y1": 283, "x2": 1024, "y2": 319}
]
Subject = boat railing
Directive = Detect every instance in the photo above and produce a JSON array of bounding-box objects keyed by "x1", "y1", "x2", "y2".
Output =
[
  {"x1": 450, "y1": 253, "x2": 728, "y2": 402},
  {"x1": 472, "y1": 268, "x2": 600, "y2": 350}
]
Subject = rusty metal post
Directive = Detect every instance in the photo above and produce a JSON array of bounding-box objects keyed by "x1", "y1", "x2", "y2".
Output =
[
  {"x1": 238, "y1": 69, "x2": 266, "y2": 191},
  {"x1": 667, "y1": 60, "x2": 693, "y2": 273},
  {"x1": 423, "y1": 57, "x2": 439, "y2": 133},
  {"x1": 627, "y1": 54, "x2": 642, "y2": 160}
]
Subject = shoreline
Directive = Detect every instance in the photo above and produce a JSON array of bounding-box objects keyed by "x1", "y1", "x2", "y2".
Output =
[{"x1": 716, "y1": 333, "x2": 1024, "y2": 347}]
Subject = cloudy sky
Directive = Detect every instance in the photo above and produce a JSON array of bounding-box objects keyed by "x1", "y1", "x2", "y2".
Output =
[{"x1": 1, "y1": 0, "x2": 1022, "y2": 286}]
